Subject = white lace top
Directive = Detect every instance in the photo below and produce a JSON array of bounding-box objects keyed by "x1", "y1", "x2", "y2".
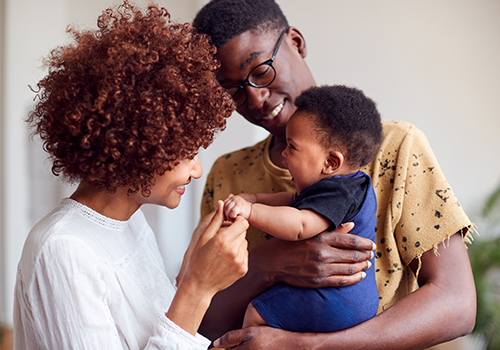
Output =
[{"x1": 14, "y1": 198, "x2": 210, "y2": 350}]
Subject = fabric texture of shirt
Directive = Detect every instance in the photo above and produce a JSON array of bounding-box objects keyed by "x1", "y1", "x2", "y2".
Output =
[
  {"x1": 14, "y1": 198, "x2": 210, "y2": 350},
  {"x1": 201, "y1": 120, "x2": 473, "y2": 312},
  {"x1": 253, "y1": 171, "x2": 379, "y2": 332}
]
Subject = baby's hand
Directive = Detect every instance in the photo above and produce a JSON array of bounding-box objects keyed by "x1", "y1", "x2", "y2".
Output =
[{"x1": 224, "y1": 194, "x2": 253, "y2": 221}]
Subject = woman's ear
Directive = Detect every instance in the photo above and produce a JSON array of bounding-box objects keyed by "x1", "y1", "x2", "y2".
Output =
[
  {"x1": 323, "y1": 151, "x2": 344, "y2": 175},
  {"x1": 288, "y1": 26, "x2": 307, "y2": 58}
]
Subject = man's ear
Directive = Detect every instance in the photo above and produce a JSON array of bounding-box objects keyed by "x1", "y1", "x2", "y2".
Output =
[
  {"x1": 323, "y1": 151, "x2": 344, "y2": 175},
  {"x1": 288, "y1": 26, "x2": 307, "y2": 58}
]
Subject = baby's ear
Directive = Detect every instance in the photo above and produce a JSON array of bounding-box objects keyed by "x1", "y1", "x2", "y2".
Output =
[{"x1": 323, "y1": 151, "x2": 344, "y2": 175}]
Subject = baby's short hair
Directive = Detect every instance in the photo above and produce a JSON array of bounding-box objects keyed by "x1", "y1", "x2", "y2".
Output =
[
  {"x1": 193, "y1": 0, "x2": 288, "y2": 49},
  {"x1": 294, "y1": 85, "x2": 382, "y2": 168}
]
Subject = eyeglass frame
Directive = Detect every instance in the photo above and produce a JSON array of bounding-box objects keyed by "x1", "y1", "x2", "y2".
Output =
[{"x1": 225, "y1": 28, "x2": 289, "y2": 107}]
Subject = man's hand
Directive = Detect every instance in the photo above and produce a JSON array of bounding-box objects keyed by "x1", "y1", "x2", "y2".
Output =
[
  {"x1": 255, "y1": 222, "x2": 376, "y2": 288},
  {"x1": 213, "y1": 326, "x2": 299, "y2": 350}
]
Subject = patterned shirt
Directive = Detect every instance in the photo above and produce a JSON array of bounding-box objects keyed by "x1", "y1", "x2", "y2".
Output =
[{"x1": 201, "y1": 120, "x2": 472, "y2": 312}]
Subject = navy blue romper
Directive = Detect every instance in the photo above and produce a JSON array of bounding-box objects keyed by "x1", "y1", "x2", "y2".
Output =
[{"x1": 252, "y1": 170, "x2": 379, "y2": 332}]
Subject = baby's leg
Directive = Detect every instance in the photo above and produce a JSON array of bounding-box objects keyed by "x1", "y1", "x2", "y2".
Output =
[{"x1": 242, "y1": 302, "x2": 268, "y2": 328}]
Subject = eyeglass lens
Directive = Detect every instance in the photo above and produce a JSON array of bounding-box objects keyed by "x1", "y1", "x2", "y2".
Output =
[{"x1": 227, "y1": 65, "x2": 276, "y2": 106}]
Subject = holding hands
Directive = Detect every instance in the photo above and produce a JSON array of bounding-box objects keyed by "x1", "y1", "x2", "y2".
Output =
[
  {"x1": 170, "y1": 200, "x2": 249, "y2": 335},
  {"x1": 224, "y1": 194, "x2": 256, "y2": 221}
]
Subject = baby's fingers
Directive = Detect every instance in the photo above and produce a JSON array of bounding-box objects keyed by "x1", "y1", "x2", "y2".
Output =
[{"x1": 224, "y1": 200, "x2": 238, "y2": 220}]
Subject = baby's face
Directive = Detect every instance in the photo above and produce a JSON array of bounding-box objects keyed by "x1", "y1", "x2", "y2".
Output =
[{"x1": 281, "y1": 111, "x2": 330, "y2": 195}]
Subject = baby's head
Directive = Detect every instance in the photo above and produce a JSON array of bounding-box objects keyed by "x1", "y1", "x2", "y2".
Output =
[{"x1": 283, "y1": 85, "x2": 382, "y2": 193}]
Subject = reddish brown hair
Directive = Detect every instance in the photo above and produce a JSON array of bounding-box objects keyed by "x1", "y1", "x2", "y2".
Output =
[{"x1": 28, "y1": 1, "x2": 234, "y2": 195}]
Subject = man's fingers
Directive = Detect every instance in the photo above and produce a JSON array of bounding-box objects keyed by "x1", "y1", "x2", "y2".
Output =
[
  {"x1": 342, "y1": 248, "x2": 374, "y2": 264},
  {"x1": 328, "y1": 260, "x2": 372, "y2": 274},
  {"x1": 337, "y1": 221, "x2": 355, "y2": 233},
  {"x1": 323, "y1": 270, "x2": 367, "y2": 287},
  {"x1": 315, "y1": 242, "x2": 374, "y2": 264},
  {"x1": 213, "y1": 329, "x2": 245, "y2": 348},
  {"x1": 323, "y1": 226, "x2": 376, "y2": 251}
]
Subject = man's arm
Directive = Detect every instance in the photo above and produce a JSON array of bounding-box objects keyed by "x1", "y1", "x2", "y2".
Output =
[
  {"x1": 198, "y1": 222, "x2": 376, "y2": 340},
  {"x1": 214, "y1": 232, "x2": 476, "y2": 350}
]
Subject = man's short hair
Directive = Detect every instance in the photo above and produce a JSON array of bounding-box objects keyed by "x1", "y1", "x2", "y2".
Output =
[
  {"x1": 193, "y1": 0, "x2": 288, "y2": 49},
  {"x1": 294, "y1": 85, "x2": 383, "y2": 169}
]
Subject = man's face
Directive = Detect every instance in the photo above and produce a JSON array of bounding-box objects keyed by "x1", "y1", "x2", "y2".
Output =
[{"x1": 215, "y1": 28, "x2": 316, "y2": 140}]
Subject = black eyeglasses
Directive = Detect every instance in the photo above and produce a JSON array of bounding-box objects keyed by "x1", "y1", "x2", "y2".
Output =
[{"x1": 225, "y1": 28, "x2": 288, "y2": 107}]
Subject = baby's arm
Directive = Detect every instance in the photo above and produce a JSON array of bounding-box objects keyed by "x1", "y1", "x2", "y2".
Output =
[
  {"x1": 252, "y1": 192, "x2": 295, "y2": 206},
  {"x1": 224, "y1": 193, "x2": 331, "y2": 241},
  {"x1": 250, "y1": 204, "x2": 330, "y2": 240},
  {"x1": 224, "y1": 192, "x2": 293, "y2": 220}
]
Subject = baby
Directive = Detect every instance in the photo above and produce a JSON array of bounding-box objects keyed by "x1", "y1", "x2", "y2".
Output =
[{"x1": 224, "y1": 85, "x2": 382, "y2": 332}]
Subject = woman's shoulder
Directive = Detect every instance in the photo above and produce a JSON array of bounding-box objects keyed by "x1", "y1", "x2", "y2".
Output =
[
  {"x1": 17, "y1": 199, "x2": 116, "y2": 280},
  {"x1": 22, "y1": 200, "x2": 80, "y2": 250}
]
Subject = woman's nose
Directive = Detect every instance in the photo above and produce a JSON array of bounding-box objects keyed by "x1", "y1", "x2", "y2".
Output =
[{"x1": 191, "y1": 156, "x2": 203, "y2": 179}]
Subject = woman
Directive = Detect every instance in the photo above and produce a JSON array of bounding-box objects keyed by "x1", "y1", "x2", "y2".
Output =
[{"x1": 14, "y1": 2, "x2": 248, "y2": 349}]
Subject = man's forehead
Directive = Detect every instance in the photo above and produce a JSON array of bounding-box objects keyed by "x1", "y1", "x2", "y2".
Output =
[
  {"x1": 216, "y1": 30, "x2": 277, "y2": 84},
  {"x1": 219, "y1": 30, "x2": 279, "y2": 67},
  {"x1": 241, "y1": 51, "x2": 263, "y2": 70}
]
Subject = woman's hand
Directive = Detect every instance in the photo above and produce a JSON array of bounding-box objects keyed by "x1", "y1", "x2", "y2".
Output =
[
  {"x1": 184, "y1": 200, "x2": 249, "y2": 295},
  {"x1": 253, "y1": 222, "x2": 376, "y2": 288},
  {"x1": 167, "y1": 200, "x2": 249, "y2": 335},
  {"x1": 177, "y1": 205, "x2": 217, "y2": 284}
]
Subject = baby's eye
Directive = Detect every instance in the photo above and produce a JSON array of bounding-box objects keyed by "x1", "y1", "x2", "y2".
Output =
[{"x1": 188, "y1": 152, "x2": 199, "y2": 160}]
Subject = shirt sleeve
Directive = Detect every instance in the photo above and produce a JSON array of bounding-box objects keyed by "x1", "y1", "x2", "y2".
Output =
[
  {"x1": 291, "y1": 177, "x2": 368, "y2": 230},
  {"x1": 147, "y1": 316, "x2": 211, "y2": 350},
  {"x1": 372, "y1": 122, "x2": 472, "y2": 266},
  {"x1": 15, "y1": 236, "x2": 210, "y2": 350}
]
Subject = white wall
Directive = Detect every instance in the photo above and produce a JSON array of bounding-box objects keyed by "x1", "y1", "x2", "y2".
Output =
[
  {"x1": 1, "y1": 0, "x2": 499, "y2": 327},
  {"x1": 0, "y1": 0, "x2": 5, "y2": 330},
  {"x1": 1, "y1": 0, "x2": 69, "y2": 326}
]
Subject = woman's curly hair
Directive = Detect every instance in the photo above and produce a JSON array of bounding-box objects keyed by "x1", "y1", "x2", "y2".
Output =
[{"x1": 27, "y1": 1, "x2": 234, "y2": 195}]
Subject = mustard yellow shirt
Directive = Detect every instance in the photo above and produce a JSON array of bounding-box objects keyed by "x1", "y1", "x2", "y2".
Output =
[{"x1": 201, "y1": 120, "x2": 472, "y2": 312}]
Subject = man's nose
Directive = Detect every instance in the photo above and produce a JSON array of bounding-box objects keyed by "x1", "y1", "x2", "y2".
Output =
[{"x1": 244, "y1": 85, "x2": 269, "y2": 110}]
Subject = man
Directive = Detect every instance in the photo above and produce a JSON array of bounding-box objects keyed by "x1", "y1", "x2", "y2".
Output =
[{"x1": 193, "y1": 0, "x2": 476, "y2": 348}]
